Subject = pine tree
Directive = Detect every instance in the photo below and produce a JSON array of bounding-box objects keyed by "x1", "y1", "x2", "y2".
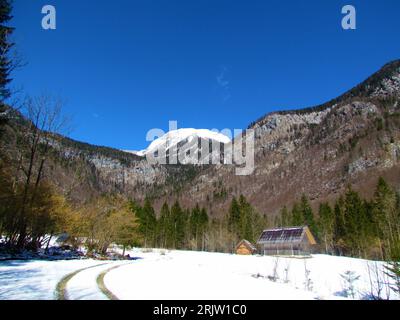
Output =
[
  {"x1": 0, "y1": 0, "x2": 13, "y2": 103},
  {"x1": 0, "y1": 0, "x2": 14, "y2": 134},
  {"x1": 170, "y1": 200, "x2": 186, "y2": 249},
  {"x1": 343, "y1": 186, "x2": 370, "y2": 257},
  {"x1": 136, "y1": 198, "x2": 156, "y2": 248},
  {"x1": 228, "y1": 197, "x2": 240, "y2": 235},
  {"x1": 158, "y1": 202, "x2": 170, "y2": 248},
  {"x1": 318, "y1": 202, "x2": 334, "y2": 254},
  {"x1": 300, "y1": 194, "x2": 317, "y2": 238},
  {"x1": 333, "y1": 196, "x2": 346, "y2": 255},
  {"x1": 372, "y1": 177, "x2": 400, "y2": 260},
  {"x1": 340, "y1": 270, "x2": 360, "y2": 299}
]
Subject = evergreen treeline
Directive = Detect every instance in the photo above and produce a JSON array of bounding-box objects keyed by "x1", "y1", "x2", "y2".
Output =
[
  {"x1": 132, "y1": 199, "x2": 209, "y2": 251},
  {"x1": 130, "y1": 195, "x2": 267, "y2": 253},
  {"x1": 228, "y1": 195, "x2": 267, "y2": 245},
  {"x1": 275, "y1": 178, "x2": 400, "y2": 261}
]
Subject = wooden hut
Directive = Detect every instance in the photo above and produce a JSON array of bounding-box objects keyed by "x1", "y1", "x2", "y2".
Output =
[
  {"x1": 256, "y1": 226, "x2": 317, "y2": 256},
  {"x1": 235, "y1": 239, "x2": 257, "y2": 255}
]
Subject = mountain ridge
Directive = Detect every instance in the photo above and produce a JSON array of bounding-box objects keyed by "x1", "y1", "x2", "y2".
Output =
[
  {"x1": 2, "y1": 59, "x2": 400, "y2": 216},
  {"x1": 249, "y1": 59, "x2": 400, "y2": 129}
]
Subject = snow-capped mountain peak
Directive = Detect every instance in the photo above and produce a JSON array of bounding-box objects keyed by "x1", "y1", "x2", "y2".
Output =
[{"x1": 124, "y1": 128, "x2": 231, "y2": 157}]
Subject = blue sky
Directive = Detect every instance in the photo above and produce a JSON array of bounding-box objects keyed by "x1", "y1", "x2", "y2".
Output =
[{"x1": 11, "y1": 0, "x2": 400, "y2": 150}]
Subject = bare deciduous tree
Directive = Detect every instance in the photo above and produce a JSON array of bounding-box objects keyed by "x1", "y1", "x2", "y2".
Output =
[
  {"x1": 268, "y1": 257, "x2": 280, "y2": 282},
  {"x1": 10, "y1": 95, "x2": 70, "y2": 249},
  {"x1": 303, "y1": 260, "x2": 313, "y2": 291}
]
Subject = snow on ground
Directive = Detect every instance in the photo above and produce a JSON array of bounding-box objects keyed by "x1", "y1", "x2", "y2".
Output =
[
  {"x1": 0, "y1": 250, "x2": 398, "y2": 300},
  {"x1": 106, "y1": 250, "x2": 399, "y2": 300},
  {"x1": 0, "y1": 259, "x2": 100, "y2": 300},
  {"x1": 105, "y1": 252, "x2": 316, "y2": 300}
]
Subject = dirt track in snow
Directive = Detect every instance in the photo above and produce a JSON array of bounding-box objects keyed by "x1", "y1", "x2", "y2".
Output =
[{"x1": 55, "y1": 261, "x2": 128, "y2": 300}]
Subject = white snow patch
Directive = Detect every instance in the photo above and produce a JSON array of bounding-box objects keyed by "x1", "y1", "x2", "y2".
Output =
[{"x1": 123, "y1": 128, "x2": 231, "y2": 157}]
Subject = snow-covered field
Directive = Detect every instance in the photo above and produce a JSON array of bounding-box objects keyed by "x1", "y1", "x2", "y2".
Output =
[
  {"x1": 0, "y1": 249, "x2": 398, "y2": 300},
  {"x1": 0, "y1": 259, "x2": 101, "y2": 300}
]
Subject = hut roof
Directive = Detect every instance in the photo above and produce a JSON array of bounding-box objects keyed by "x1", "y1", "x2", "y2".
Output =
[
  {"x1": 257, "y1": 226, "x2": 316, "y2": 245},
  {"x1": 236, "y1": 239, "x2": 257, "y2": 251}
]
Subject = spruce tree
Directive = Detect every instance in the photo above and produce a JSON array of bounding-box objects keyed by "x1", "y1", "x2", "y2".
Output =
[
  {"x1": 228, "y1": 197, "x2": 240, "y2": 235},
  {"x1": 137, "y1": 198, "x2": 156, "y2": 248},
  {"x1": 158, "y1": 202, "x2": 170, "y2": 248},
  {"x1": 300, "y1": 194, "x2": 317, "y2": 238},
  {"x1": 372, "y1": 177, "x2": 399, "y2": 259},
  {"x1": 170, "y1": 200, "x2": 186, "y2": 249},
  {"x1": 190, "y1": 204, "x2": 201, "y2": 244},
  {"x1": 333, "y1": 196, "x2": 346, "y2": 255},
  {"x1": 343, "y1": 186, "x2": 369, "y2": 257},
  {"x1": 0, "y1": 0, "x2": 13, "y2": 132},
  {"x1": 318, "y1": 202, "x2": 334, "y2": 254},
  {"x1": 0, "y1": 0, "x2": 13, "y2": 103}
]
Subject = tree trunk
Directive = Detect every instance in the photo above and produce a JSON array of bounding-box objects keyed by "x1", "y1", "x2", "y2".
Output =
[
  {"x1": 45, "y1": 233, "x2": 53, "y2": 253},
  {"x1": 324, "y1": 235, "x2": 328, "y2": 254},
  {"x1": 16, "y1": 223, "x2": 27, "y2": 249}
]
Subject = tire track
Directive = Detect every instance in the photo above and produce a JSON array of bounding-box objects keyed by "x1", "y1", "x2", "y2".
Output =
[
  {"x1": 96, "y1": 263, "x2": 131, "y2": 300},
  {"x1": 54, "y1": 262, "x2": 109, "y2": 300},
  {"x1": 96, "y1": 265, "x2": 122, "y2": 300}
]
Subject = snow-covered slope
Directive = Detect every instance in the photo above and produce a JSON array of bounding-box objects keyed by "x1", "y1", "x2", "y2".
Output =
[{"x1": 124, "y1": 128, "x2": 231, "y2": 159}]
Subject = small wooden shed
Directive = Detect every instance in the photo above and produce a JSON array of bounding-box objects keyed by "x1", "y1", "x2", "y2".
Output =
[
  {"x1": 235, "y1": 239, "x2": 257, "y2": 255},
  {"x1": 257, "y1": 226, "x2": 317, "y2": 256}
]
